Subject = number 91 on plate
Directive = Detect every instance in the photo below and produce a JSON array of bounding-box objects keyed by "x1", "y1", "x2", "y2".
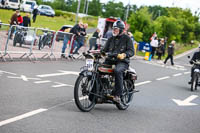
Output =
[{"x1": 86, "y1": 59, "x2": 94, "y2": 71}]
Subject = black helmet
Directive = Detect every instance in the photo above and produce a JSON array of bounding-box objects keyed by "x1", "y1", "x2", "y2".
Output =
[{"x1": 113, "y1": 20, "x2": 125, "y2": 34}]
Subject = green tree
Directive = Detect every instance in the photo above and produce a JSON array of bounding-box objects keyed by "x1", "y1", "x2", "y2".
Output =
[
  {"x1": 128, "y1": 7, "x2": 154, "y2": 42},
  {"x1": 88, "y1": 0, "x2": 102, "y2": 16},
  {"x1": 102, "y1": 1, "x2": 125, "y2": 19}
]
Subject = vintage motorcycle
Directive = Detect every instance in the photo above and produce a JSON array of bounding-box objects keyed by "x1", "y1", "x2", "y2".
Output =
[
  {"x1": 38, "y1": 30, "x2": 54, "y2": 50},
  {"x1": 190, "y1": 60, "x2": 200, "y2": 91},
  {"x1": 13, "y1": 26, "x2": 35, "y2": 47},
  {"x1": 74, "y1": 50, "x2": 138, "y2": 112}
]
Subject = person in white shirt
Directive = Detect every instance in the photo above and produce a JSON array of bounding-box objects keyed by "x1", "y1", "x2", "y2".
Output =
[{"x1": 150, "y1": 37, "x2": 159, "y2": 59}]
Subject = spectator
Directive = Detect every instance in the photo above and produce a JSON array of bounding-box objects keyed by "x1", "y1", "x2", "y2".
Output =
[
  {"x1": 89, "y1": 28, "x2": 100, "y2": 50},
  {"x1": 32, "y1": 7, "x2": 39, "y2": 23},
  {"x1": 61, "y1": 22, "x2": 82, "y2": 58},
  {"x1": 150, "y1": 36, "x2": 159, "y2": 59},
  {"x1": 104, "y1": 27, "x2": 112, "y2": 39},
  {"x1": 157, "y1": 38, "x2": 165, "y2": 60},
  {"x1": 73, "y1": 23, "x2": 88, "y2": 54},
  {"x1": 164, "y1": 40, "x2": 175, "y2": 65},
  {"x1": 17, "y1": 14, "x2": 23, "y2": 26},
  {"x1": 23, "y1": 13, "x2": 31, "y2": 27},
  {"x1": 9, "y1": 10, "x2": 19, "y2": 39}
]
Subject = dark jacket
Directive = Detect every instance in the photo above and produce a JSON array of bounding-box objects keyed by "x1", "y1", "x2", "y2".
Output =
[
  {"x1": 102, "y1": 34, "x2": 134, "y2": 64},
  {"x1": 70, "y1": 24, "x2": 81, "y2": 36},
  {"x1": 92, "y1": 31, "x2": 99, "y2": 38},
  {"x1": 23, "y1": 16, "x2": 31, "y2": 27},
  {"x1": 190, "y1": 51, "x2": 200, "y2": 64},
  {"x1": 10, "y1": 13, "x2": 18, "y2": 25},
  {"x1": 167, "y1": 44, "x2": 174, "y2": 55},
  {"x1": 157, "y1": 43, "x2": 165, "y2": 54},
  {"x1": 32, "y1": 8, "x2": 38, "y2": 16}
]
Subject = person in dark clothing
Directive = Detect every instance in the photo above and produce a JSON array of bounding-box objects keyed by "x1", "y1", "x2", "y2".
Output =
[
  {"x1": 9, "y1": 10, "x2": 19, "y2": 39},
  {"x1": 61, "y1": 22, "x2": 82, "y2": 58},
  {"x1": 188, "y1": 45, "x2": 200, "y2": 84},
  {"x1": 73, "y1": 23, "x2": 88, "y2": 54},
  {"x1": 32, "y1": 7, "x2": 39, "y2": 23},
  {"x1": 164, "y1": 40, "x2": 175, "y2": 65},
  {"x1": 89, "y1": 28, "x2": 100, "y2": 50},
  {"x1": 101, "y1": 20, "x2": 134, "y2": 103},
  {"x1": 23, "y1": 14, "x2": 31, "y2": 27},
  {"x1": 157, "y1": 38, "x2": 165, "y2": 60}
]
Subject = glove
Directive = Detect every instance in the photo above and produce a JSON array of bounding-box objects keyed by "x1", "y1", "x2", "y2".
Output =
[{"x1": 117, "y1": 53, "x2": 126, "y2": 60}]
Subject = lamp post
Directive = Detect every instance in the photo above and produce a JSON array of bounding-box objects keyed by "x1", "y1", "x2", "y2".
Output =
[
  {"x1": 75, "y1": 0, "x2": 81, "y2": 24},
  {"x1": 86, "y1": 0, "x2": 89, "y2": 15}
]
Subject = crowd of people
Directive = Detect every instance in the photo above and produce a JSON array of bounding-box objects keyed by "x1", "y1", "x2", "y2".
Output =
[{"x1": 150, "y1": 33, "x2": 175, "y2": 65}]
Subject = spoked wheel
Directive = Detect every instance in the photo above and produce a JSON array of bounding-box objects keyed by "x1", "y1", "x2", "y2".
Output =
[
  {"x1": 74, "y1": 75, "x2": 96, "y2": 112},
  {"x1": 116, "y1": 80, "x2": 134, "y2": 110},
  {"x1": 191, "y1": 74, "x2": 197, "y2": 91}
]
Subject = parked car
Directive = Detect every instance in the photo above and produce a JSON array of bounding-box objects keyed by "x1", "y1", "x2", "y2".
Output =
[
  {"x1": 38, "y1": 5, "x2": 55, "y2": 17},
  {"x1": 4, "y1": 0, "x2": 20, "y2": 9},
  {"x1": 56, "y1": 25, "x2": 73, "y2": 42},
  {"x1": 20, "y1": 0, "x2": 37, "y2": 12}
]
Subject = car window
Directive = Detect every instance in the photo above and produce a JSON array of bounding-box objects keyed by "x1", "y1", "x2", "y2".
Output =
[
  {"x1": 43, "y1": 6, "x2": 50, "y2": 10},
  {"x1": 9, "y1": 0, "x2": 18, "y2": 3},
  {"x1": 25, "y1": 1, "x2": 33, "y2": 5}
]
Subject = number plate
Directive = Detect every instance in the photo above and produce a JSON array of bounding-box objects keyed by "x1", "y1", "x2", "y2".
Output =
[{"x1": 86, "y1": 59, "x2": 94, "y2": 71}]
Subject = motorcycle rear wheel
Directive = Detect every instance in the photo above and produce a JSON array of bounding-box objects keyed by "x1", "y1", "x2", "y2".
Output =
[
  {"x1": 74, "y1": 75, "x2": 96, "y2": 112},
  {"x1": 116, "y1": 80, "x2": 134, "y2": 110}
]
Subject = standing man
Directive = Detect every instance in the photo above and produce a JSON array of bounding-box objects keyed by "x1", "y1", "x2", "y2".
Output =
[
  {"x1": 164, "y1": 40, "x2": 175, "y2": 65},
  {"x1": 73, "y1": 23, "x2": 88, "y2": 54},
  {"x1": 23, "y1": 13, "x2": 31, "y2": 27},
  {"x1": 32, "y1": 7, "x2": 39, "y2": 23},
  {"x1": 150, "y1": 36, "x2": 159, "y2": 59},
  {"x1": 9, "y1": 10, "x2": 19, "y2": 39},
  {"x1": 61, "y1": 22, "x2": 82, "y2": 58}
]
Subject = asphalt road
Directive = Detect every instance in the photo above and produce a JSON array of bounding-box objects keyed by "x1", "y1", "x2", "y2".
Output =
[{"x1": 0, "y1": 52, "x2": 200, "y2": 133}]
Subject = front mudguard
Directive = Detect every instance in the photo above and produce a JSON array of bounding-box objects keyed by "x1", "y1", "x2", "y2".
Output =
[{"x1": 79, "y1": 70, "x2": 93, "y2": 77}]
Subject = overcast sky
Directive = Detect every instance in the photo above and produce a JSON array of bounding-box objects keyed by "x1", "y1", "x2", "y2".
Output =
[{"x1": 100, "y1": 0, "x2": 199, "y2": 14}]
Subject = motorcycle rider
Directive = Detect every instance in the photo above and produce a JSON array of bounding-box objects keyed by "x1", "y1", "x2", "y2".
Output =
[
  {"x1": 101, "y1": 20, "x2": 134, "y2": 103},
  {"x1": 188, "y1": 44, "x2": 200, "y2": 84}
]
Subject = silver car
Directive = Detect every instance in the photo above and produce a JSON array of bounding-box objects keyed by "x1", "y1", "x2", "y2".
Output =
[{"x1": 38, "y1": 5, "x2": 55, "y2": 17}]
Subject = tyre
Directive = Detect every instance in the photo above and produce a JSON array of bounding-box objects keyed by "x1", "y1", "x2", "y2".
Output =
[
  {"x1": 74, "y1": 75, "x2": 96, "y2": 112},
  {"x1": 195, "y1": 77, "x2": 198, "y2": 90},
  {"x1": 116, "y1": 80, "x2": 134, "y2": 110},
  {"x1": 13, "y1": 37, "x2": 17, "y2": 46},
  {"x1": 191, "y1": 74, "x2": 197, "y2": 91}
]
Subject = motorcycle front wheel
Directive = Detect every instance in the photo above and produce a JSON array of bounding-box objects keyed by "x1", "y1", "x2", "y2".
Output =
[
  {"x1": 116, "y1": 80, "x2": 134, "y2": 110},
  {"x1": 74, "y1": 75, "x2": 96, "y2": 112}
]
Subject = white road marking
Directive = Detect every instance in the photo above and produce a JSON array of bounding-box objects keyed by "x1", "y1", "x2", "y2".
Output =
[
  {"x1": 173, "y1": 73, "x2": 182, "y2": 77},
  {"x1": 156, "y1": 76, "x2": 170, "y2": 81},
  {"x1": 0, "y1": 70, "x2": 17, "y2": 75},
  {"x1": 36, "y1": 70, "x2": 79, "y2": 78},
  {"x1": 172, "y1": 95, "x2": 198, "y2": 106},
  {"x1": 184, "y1": 71, "x2": 190, "y2": 74},
  {"x1": 52, "y1": 82, "x2": 74, "y2": 88},
  {"x1": 0, "y1": 108, "x2": 47, "y2": 127},
  {"x1": 34, "y1": 80, "x2": 51, "y2": 84},
  {"x1": 135, "y1": 81, "x2": 152, "y2": 86},
  {"x1": 7, "y1": 75, "x2": 41, "y2": 81}
]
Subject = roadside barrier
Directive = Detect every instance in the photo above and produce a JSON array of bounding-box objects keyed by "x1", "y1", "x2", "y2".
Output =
[
  {"x1": 0, "y1": 23, "x2": 108, "y2": 61},
  {"x1": 0, "y1": 23, "x2": 10, "y2": 61}
]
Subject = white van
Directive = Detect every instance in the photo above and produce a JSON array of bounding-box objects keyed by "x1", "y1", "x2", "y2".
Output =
[
  {"x1": 20, "y1": 0, "x2": 37, "y2": 12},
  {"x1": 4, "y1": 0, "x2": 20, "y2": 9}
]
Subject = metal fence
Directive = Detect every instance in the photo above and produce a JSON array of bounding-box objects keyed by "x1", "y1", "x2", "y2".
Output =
[{"x1": 0, "y1": 23, "x2": 108, "y2": 61}]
